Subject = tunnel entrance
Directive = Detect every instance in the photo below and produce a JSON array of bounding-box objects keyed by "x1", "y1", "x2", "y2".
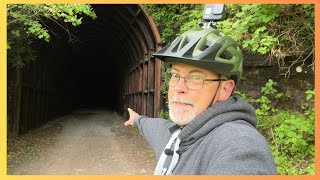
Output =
[
  {"x1": 8, "y1": 4, "x2": 162, "y2": 134},
  {"x1": 72, "y1": 4, "x2": 137, "y2": 110},
  {"x1": 71, "y1": 4, "x2": 162, "y2": 113}
]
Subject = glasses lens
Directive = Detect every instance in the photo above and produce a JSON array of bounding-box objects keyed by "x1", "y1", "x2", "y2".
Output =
[
  {"x1": 185, "y1": 75, "x2": 204, "y2": 90},
  {"x1": 169, "y1": 73, "x2": 180, "y2": 86}
]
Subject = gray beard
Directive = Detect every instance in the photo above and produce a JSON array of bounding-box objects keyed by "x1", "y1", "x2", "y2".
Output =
[{"x1": 168, "y1": 104, "x2": 198, "y2": 126}]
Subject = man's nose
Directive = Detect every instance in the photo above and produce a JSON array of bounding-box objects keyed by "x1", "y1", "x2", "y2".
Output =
[{"x1": 173, "y1": 78, "x2": 188, "y2": 93}]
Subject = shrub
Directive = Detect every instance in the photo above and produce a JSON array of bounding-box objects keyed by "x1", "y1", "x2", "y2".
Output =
[{"x1": 248, "y1": 79, "x2": 315, "y2": 175}]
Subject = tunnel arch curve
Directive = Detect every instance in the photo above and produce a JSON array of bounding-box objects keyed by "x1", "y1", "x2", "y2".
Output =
[{"x1": 11, "y1": 4, "x2": 162, "y2": 133}]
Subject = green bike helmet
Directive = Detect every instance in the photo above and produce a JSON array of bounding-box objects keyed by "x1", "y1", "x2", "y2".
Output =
[{"x1": 153, "y1": 28, "x2": 243, "y2": 85}]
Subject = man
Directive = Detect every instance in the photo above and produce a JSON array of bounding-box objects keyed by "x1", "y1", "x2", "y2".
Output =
[{"x1": 124, "y1": 27, "x2": 277, "y2": 175}]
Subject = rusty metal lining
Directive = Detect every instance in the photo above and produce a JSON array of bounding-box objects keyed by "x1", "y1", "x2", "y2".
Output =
[{"x1": 9, "y1": 4, "x2": 162, "y2": 134}]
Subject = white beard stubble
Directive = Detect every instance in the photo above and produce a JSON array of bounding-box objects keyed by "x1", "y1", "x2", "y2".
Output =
[{"x1": 168, "y1": 96, "x2": 198, "y2": 125}]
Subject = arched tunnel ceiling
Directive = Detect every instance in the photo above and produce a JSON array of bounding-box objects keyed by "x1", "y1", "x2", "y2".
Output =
[
  {"x1": 13, "y1": 4, "x2": 162, "y2": 133},
  {"x1": 68, "y1": 4, "x2": 161, "y2": 114},
  {"x1": 76, "y1": 4, "x2": 156, "y2": 66}
]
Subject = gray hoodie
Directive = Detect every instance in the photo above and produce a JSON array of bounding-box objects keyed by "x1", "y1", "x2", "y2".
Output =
[{"x1": 134, "y1": 96, "x2": 277, "y2": 175}]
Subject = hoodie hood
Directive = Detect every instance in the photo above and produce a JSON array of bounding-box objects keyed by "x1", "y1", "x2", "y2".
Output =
[{"x1": 178, "y1": 96, "x2": 257, "y2": 149}]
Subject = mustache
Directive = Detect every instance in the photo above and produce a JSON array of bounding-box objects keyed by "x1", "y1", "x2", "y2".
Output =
[{"x1": 170, "y1": 96, "x2": 194, "y2": 105}]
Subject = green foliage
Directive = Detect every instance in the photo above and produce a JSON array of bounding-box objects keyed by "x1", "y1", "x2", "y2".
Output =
[
  {"x1": 261, "y1": 79, "x2": 277, "y2": 95},
  {"x1": 271, "y1": 111, "x2": 314, "y2": 175},
  {"x1": 233, "y1": 90, "x2": 246, "y2": 100},
  {"x1": 218, "y1": 4, "x2": 280, "y2": 54},
  {"x1": 178, "y1": 6, "x2": 204, "y2": 35},
  {"x1": 146, "y1": 4, "x2": 314, "y2": 74},
  {"x1": 159, "y1": 109, "x2": 170, "y2": 120},
  {"x1": 241, "y1": 80, "x2": 315, "y2": 175},
  {"x1": 145, "y1": 4, "x2": 203, "y2": 44},
  {"x1": 160, "y1": 64, "x2": 171, "y2": 96},
  {"x1": 254, "y1": 79, "x2": 280, "y2": 116},
  {"x1": 7, "y1": 4, "x2": 96, "y2": 67},
  {"x1": 305, "y1": 90, "x2": 315, "y2": 101},
  {"x1": 159, "y1": 63, "x2": 172, "y2": 121},
  {"x1": 271, "y1": 105, "x2": 313, "y2": 174}
]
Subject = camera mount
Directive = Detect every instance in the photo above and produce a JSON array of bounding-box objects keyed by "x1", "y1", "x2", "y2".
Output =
[{"x1": 200, "y1": 4, "x2": 226, "y2": 29}]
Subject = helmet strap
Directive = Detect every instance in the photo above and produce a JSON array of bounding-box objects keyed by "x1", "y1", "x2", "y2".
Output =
[{"x1": 208, "y1": 76, "x2": 222, "y2": 108}]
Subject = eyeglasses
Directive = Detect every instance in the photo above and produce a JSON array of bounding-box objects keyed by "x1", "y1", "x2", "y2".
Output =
[{"x1": 169, "y1": 73, "x2": 227, "y2": 90}]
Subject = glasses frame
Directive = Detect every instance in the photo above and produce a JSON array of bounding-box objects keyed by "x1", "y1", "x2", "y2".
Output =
[{"x1": 169, "y1": 73, "x2": 228, "y2": 90}]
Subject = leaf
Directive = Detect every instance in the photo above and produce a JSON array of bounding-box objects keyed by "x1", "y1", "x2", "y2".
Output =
[
  {"x1": 11, "y1": 30, "x2": 20, "y2": 37},
  {"x1": 290, "y1": 115, "x2": 296, "y2": 119},
  {"x1": 236, "y1": 12, "x2": 245, "y2": 17},
  {"x1": 279, "y1": 132, "x2": 284, "y2": 139},
  {"x1": 287, "y1": 131, "x2": 296, "y2": 137},
  {"x1": 68, "y1": 9, "x2": 73, "y2": 15},
  {"x1": 284, "y1": 139, "x2": 291, "y2": 144},
  {"x1": 292, "y1": 138, "x2": 297, "y2": 143},
  {"x1": 306, "y1": 94, "x2": 312, "y2": 100}
]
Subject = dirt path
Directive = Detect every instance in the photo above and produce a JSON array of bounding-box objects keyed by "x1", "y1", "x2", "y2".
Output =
[{"x1": 7, "y1": 109, "x2": 157, "y2": 175}]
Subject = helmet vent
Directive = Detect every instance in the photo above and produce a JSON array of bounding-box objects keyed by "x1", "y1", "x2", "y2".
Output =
[
  {"x1": 218, "y1": 32, "x2": 225, "y2": 37},
  {"x1": 181, "y1": 38, "x2": 190, "y2": 49},
  {"x1": 220, "y1": 50, "x2": 233, "y2": 60},
  {"x1": 170, "y1": 36, "x2": 183, "y2": 53},
  {"x1": 199, "y1": 40, "x2": 212, "y2": 51},
  {"x1": 172, "y1": 37, "x2": 189, "y2": 53},
  {"x1": 233, "y1": 44, "x2": 238, "y2": 49}
]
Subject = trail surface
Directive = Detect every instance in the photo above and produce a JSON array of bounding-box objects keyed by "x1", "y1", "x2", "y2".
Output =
[{"x1": 8, "y1": 109, "x2": 156, "y2": 175}]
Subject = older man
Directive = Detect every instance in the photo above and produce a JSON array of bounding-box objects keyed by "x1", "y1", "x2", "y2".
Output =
[{"x1": 124, "y1": 27, "x2": 277, "y2": 175}]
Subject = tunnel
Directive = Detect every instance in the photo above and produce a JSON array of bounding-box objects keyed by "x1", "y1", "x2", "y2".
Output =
[
  {"x1": 71, "y1": 4, "x2": 161, "y2": 110},
  {"x1": 9, "y1": 4, "x2": 162, "y2": 133}
]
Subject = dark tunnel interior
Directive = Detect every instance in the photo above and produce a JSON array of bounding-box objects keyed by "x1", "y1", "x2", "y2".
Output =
[
  {"x1": 9, "y1": 4, "x2": 160, "y2": 133},
  {"x1": 30, "y1": 3, "x2": 160, "y2": 122},
  {"x1": 62, "y1": 5, "x2": 134, "y2": 111}
]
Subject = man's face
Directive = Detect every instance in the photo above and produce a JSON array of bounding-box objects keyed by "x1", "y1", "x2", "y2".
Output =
[{"x1": 168, "y1": 63, "x2": 221, "y2": 126}]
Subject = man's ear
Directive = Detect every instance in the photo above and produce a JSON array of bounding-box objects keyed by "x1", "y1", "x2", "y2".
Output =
[{"x1": 218, "y1": 80, "x2": 235, "y2": 101}]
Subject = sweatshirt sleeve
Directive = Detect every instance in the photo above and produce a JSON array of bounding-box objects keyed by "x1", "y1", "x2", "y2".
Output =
[
  {"x1": 134, "y1": 116, "x2": 174, "y2": 159},
  {"x1": 206, "y1": 135, "x2": 277, "y2": 175}
]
